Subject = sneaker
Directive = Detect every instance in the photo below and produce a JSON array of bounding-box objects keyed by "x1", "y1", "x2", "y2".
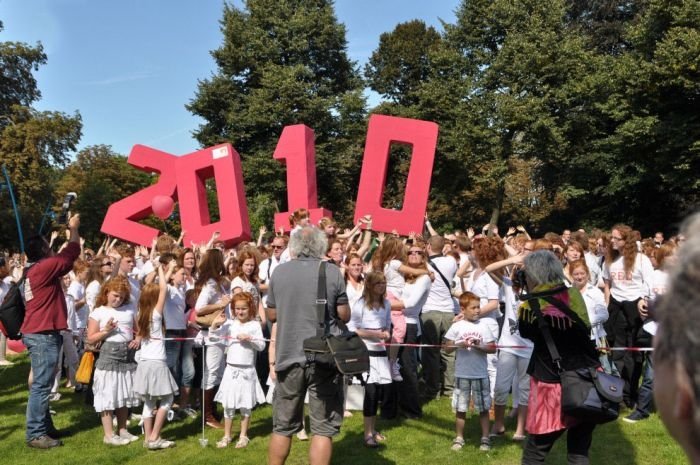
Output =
[
  {"x1": 479, "y1": 437, "x2": 491, "y2": 452},
  {"x1": 623, "y1": 411, "x2": 648, "y2": 424},
  {"x1": 296, "y1": 429, "x2": 308, "y2": 441},
  {"x1": 119, "y1": 430, "x2": 140, "y2": 443},
  {"x1": 391, "y1": 361, "x2": 403, "y2": 382},
  {"x1": 451, "y1": 437, "x2": 465, "y2": 451},
  {"x1": 103, "y1": 434, "x2": 130, "y2": 446},
  {"x1": 182, "y1": 407, "x2": 198, "y2": 418},
  {"x1": 48, "y1": 392, "x2": 61, "y2": 402},
  {"x1": 146, "y1": 438, "x2": 175, "y2": 450},
  {"x1": 27, "y1": 435, "x2": 63, "y2": 449}
]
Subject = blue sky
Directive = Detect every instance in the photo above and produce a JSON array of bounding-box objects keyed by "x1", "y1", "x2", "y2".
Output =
[{"x1": 0, "y1": 0, "x2": 458, "y2": 156}]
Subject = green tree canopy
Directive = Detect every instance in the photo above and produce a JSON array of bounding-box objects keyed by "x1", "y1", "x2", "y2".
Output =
[{"x1": 187, "y1": 0, "x2": 366, "y2": 224}]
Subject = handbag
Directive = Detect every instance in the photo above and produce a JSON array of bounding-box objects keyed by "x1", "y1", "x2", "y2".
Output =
[
  {"x1": 530, "y1": 297, "x2": 623, "y2": 424},
  {"x1": 0, "y1": 265, "x2": 32, "y2": 340},
  {"x1": 302, "y1": 262, "x2": 369, "y2": 375},
  {"x1": 196, "y1": 308, "x2": 224, "y2": 329},
  {"x1": 76, "y1": 351, "x2": 95, "y2": 384}
]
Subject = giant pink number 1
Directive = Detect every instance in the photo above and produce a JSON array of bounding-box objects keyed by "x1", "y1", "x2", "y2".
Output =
[{"x1": 273, "y1": 124, "x2": 331, "y2": 232}]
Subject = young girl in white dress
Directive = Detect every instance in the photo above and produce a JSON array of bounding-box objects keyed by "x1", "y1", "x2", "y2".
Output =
[
  {"x1": 87, "y1": 275, "x2": 140, "y2": 446},
  {"x1": 348, "y1": 271, "x2": 392, "y2": 448},
  {"x1": 133, "y1": 260, "x2": 179, "y2": 450},
  {"x1": 212, "y1": 291, "x2": 265, "y2": 448}
]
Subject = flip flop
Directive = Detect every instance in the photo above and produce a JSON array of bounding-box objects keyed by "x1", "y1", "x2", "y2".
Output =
[{"x1": 489, "y1": 429, "x2": 506, "y2": 439}]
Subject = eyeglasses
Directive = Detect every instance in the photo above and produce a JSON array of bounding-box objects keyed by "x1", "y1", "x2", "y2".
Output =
[
  {"x1": 271, "y1": 245, "x2": 284, "y2": 249},
  {"x1": 408, "y1": 251, "x2": 423, "y2": 255},
  {"x1": 102, "y1": 262, "x2": 113, "y2": 267}
]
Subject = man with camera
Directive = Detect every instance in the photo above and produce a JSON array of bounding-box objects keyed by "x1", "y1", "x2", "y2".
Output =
[
  {"x1": 265, "y1": 226, "x2": 350, "y2": 465},
  {"x1": 22, "y1": 214, "x2": 81, "y2": 449}
]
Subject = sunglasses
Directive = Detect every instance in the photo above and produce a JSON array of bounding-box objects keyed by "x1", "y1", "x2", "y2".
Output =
[
  {"x1": 271, "y1": 245, "x2": 284, "y2": 249},
  {"x1": 102, "y1": 262, "x2": 113, "y2": 267}
]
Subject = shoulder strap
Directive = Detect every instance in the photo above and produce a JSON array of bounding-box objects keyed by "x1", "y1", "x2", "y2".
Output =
[
  {"x1": 314, "y1": 261, "x2": 328, "y2": 337},
  {"x1": 528, "y1": 298, "x2": 563, "y2": 373},
  {"x1": 428, "y1": 258, "x2": 452, "y2": 290}
]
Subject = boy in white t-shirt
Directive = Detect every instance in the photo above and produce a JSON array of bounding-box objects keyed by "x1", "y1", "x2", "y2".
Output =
[{"x1": 443, "y1": 291, "x2": 496, "y2": 452}]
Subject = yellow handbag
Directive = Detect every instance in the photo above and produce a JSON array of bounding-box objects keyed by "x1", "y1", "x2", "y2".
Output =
[{"x1": 76, "y1": 351, "x2": 95, "y2": 384}]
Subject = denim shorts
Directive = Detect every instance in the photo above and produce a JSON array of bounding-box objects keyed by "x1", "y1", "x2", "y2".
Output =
[{"x1": 452, "y1": 377, "x2": 491, "y2": 413}]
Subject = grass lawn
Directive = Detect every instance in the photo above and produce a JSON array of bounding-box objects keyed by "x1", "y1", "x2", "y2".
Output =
[{"x1": 0, "y1": 353, "x2": 686, "y2": 464}]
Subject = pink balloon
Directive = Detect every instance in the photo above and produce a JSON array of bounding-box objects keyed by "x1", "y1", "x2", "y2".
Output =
[{"x1": 151, "y1": 195, "x2": 174, "y2": 219}]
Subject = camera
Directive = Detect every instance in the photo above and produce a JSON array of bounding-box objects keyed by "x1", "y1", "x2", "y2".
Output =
[{"x1": 57, "y1": 192, "x2": 77, "y2": 224}]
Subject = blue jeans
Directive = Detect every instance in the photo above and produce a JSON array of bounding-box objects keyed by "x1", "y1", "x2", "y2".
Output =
[
  {"x1": 23, "y1": 332, "x2": 62, "y2": 441},
  {"x1": 165, "y1": 339, "x2": 195, "y2": 387},
  {"x1": 634, "y1": 354, "x2": 654, "y2": 417}
]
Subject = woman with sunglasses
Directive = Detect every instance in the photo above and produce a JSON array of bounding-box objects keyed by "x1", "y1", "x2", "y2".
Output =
[
  {"x1": 603, "y1": 224, "x2": 654, "y2": 409},
  {"x1": 388, "y1": 244, "x2": 432, "y2": 419}
]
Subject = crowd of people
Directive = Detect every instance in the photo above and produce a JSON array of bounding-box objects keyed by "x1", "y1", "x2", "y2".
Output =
[{"x1": 2, "y1": 208, "x2": 698, "y2": 465}]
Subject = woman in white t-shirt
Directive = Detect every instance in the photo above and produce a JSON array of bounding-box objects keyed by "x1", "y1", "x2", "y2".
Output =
[
  {"x1": 344, "y1": 253, "x2": 365, "y2": 308},
  {"x1": 86, "y1": 275, "x2": 140, "y2": 446},
  {"x1": 229, "y1": 249, "x2": 265, "y2": 325},
  {"x1": 194, "y1": 249, "x2": 231, "y2": 429},
  {"x1": 389, "y1": 245, "x2": 432, "y2": 419},
  {"x1": 603, "y1": 224, "x2": 653, "y2": 408}
]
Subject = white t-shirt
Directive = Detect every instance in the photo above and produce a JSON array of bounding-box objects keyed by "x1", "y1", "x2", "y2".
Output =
[
  {"x1": 498, "y1": 277, "x2": 533, "y2": 358},
  {"x1": 222, "y1": 319, "x2": 265, "y2": 365},
  {"x1": 164, "y1": 284, "x2": 187, "y2": 330},
  {"x1": 444, "y1": 319, "x2": 495, "y2": 379},
  {"x1": 127, "y1": 275, "x2": 141, "y2": 304},
  {"x1": 89, "y1": 304, "x2": 136, "y2": 343},
  {"x1": 85, "y1": 279, "x2": 101, "y2": 312},
  {"x1": 383, "y1": 259, "x2": 404, "y2": 299},
  {"x1": 348, "y1": 298, "x2": 391, "y2": 351},
  {"x1": 65, "y1": 293, "x2": 79, "y2": 334},
  {"x1": 580, "y1": 283, "x2": 608, "y2": 340},
  {"x1": 195, "y1": 279, "x2": 229, "y2": 345},
  {"x1": 345, "y1": 280, "x2": 364, "y2": 309},
  {"x1": 467, "y1": 270, "x2": 502, "y2": 319},
  {"x1": 423, "y1": 255, "x2": 458, "y2": 313},
  {"x1": 259, "y1": 256, "x2": 282, "y2": 307},
  {"x1": 603, "y1": 253, "x2": 653, "y2": 302},
  {"x1": 650, "y1": 269, "x2": 668, "y2": 299},
  {"x1": 67, "y1": 280, "x2": 87, "y2": 329},
  {"x1": 401, "y1": 275, "x2": 431, "y2": 324},
  {"x1": 140, "y1": 310, "x2": 166, "y2": 361},
  {"x1": 230, "y1": 276, "x2": 261, "y2": 310}
]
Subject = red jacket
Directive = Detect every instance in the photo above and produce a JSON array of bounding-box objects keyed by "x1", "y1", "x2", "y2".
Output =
[{"x1": 21, "y1": 242, "x2": 81, "y2": 334}]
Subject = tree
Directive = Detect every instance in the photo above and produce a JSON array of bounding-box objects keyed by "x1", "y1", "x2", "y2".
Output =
[
  {"x1": 187, "y1": 0, "x2": 366, "y2": 225},
  {"x1": 365, "y1": 20, "x2": 442, "y2": 106},
  {"x1": 0, "y1": 22, "x2": 82, "y2": 249}
]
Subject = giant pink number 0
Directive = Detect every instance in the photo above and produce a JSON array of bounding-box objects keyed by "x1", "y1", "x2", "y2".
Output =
[
  {"x1": 273, "y1": 124, "x2": 331, "y2": 232},
  {"x1": 354, "y1": 115, "x2": 438, "y2": 237}
]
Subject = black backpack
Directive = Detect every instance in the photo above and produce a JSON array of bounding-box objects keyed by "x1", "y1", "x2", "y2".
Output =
[{"x1": 0, "y1": 268, "x2": 29, "y2": 340}]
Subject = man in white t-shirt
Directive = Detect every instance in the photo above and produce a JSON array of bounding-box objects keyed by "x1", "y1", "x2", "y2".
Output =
[
  {"x1": 259, "y1": 236, "x2": 287, "y2": 308},
  {"x1": 420, "y1": 235, "x2": 458, "y2": 400}
]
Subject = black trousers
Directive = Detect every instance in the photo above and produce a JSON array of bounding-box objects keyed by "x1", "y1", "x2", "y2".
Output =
[
  {"x1": 522, "y1": 422, "x2": 596, "y2": 464},
  {"x1": 382, "y1": 323, "x2": 422, "y2": 418},
  {"x1": 605, "y1": 297, "x2": 643, "y2": 405},
  {"x1": 364, "y1": 382, "x2": 395, "y2": 417}
]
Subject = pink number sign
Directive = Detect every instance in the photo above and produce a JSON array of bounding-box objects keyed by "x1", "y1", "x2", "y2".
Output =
[
  {"x1": 273, "y1": 124, "x2": 331, "y2": 232},
  {"x1": 101, "y1": 144, "x2": 250, "y2": 247},
  {"x1": 354, "y1": 115, "x2": 438, "y2": 236}
]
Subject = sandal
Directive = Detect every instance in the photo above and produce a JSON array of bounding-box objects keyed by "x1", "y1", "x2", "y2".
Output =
[
  {"x1": 489, "y1": 428, "x2": 506, "y2": 439},
  {"x1": 216, "y1": 436, "x2": 232, "y2": 448},
  {"x1": 373, "y1": 431, "x2": 386, "y2": 442},
  {"x1": 451, "y1": 437, "x2": 465, "y2": 451},
  {"x1": 364, "y1": 435, "x2": 379, "y2": 448},
  {"x1": 235, "y1": 436, "x2": 250, "y2": 449},
  {"x1": 512, "y1": 434, "x2": 527, "y2": 442}
]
